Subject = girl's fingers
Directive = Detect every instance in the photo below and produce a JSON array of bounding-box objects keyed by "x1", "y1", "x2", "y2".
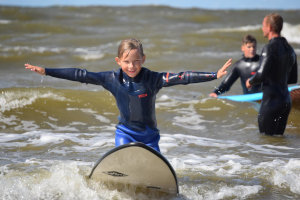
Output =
[
  {"x1": 24, "y1": 63, "x2": 45, "y2": 75},
  {"x1": 223, "y1": 59, "x2": 232, "y2": 70}
]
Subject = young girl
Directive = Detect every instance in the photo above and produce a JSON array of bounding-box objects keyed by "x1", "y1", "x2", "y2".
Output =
[{"x1": 25, "y1": 38, "x2": 231, "y2": 152}]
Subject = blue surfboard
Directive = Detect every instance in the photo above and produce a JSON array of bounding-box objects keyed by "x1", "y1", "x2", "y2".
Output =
[{"x1": 218, "y1": 85, "x2": 300, "y2": 102}]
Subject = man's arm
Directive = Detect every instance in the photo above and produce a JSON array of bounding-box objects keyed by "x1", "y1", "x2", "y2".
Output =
[{"x1": 288, "y1": 54, "x2": 298, "y2": 84}]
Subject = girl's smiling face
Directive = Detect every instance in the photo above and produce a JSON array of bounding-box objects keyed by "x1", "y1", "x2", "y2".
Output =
[{"x1": 115, "y1": 49, "x2": 145, "y2": 78}]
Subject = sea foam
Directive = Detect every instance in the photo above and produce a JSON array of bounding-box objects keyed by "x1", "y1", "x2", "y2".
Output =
[
  {"x1": 0, "y1": 90, "x2": 67, "y2": 112},
  {"x1": 282, "y1": 23, "x2": 300, "y2": 44}
]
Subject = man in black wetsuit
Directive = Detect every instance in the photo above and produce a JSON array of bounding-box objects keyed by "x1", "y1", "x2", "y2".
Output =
[
  {"x1": 246, "y1": 13, "x2": 298, "y2": 135},
  {"x1": 25, "y1": 38, "x2": 232, "y2": 152},
  {"x1": 210, "y1": 35, "x2": 261, "y2": 97}
]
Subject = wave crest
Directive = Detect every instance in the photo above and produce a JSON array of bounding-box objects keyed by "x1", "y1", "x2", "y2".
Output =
[{"x1": 0, "y1": 89, "x2": 67, "y2": 113}]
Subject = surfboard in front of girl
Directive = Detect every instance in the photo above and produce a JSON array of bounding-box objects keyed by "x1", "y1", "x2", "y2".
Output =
[{"x1": 88, "y1": 142, "x2": 179, "y2": 195}]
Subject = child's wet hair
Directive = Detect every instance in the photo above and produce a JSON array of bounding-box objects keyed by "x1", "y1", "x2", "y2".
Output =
[
  {"x1": 242, "y1": 34, "x2": 257, "y2": 45},
  {"x1": 117, "y1": 38, "x2": 145, "y2": 58}
]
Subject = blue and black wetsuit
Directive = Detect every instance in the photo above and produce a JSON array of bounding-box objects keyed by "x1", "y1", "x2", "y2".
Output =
[
  {"x1": 249, "y1": 37, "x2": 298, "y2": 135},
  {"x1": 45, "y1": 67, "x2": 217, "y2": 151},
  {"x1": 213, "y1": 55, "x2": 261, "y2": 95}
]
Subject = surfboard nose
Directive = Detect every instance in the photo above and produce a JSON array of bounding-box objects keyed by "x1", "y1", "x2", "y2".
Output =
[{"x1": 89, "y1": 142, "x2": 179, "y2": 195}]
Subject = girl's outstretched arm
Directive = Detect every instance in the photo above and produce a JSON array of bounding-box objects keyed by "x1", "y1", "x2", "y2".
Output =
[
  {"x1": 25, "y1": 63, "x2": 46, "y2": 75},
  {"x1": 216, "y1": 59, "x2": 232, "y2": 79}
]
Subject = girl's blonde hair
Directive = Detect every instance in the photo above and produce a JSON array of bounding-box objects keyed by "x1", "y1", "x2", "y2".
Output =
[{"x1": 117, "y1": 38, "x2": 145, "y2": 58}]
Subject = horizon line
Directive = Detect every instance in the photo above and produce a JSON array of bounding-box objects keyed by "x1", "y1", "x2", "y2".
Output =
[{"x1": 0, "y1": 3, "x2": 300, "y2": 11}]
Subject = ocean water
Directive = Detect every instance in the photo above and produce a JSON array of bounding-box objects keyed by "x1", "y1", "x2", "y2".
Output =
[{"x1": 1, "y1": 5, "x2": 300, "y2": 200}]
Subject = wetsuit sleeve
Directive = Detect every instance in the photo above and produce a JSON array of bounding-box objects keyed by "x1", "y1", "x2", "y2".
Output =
[
  {"x1": 288, "y1": 55, "x2": 298, "y2": 84},
  {"x1": 213, "y1": 64, "x2": 239, "y2": 95},
  {"x1": 45, "y1": 68, "x2": 109, "y2": 86},
  {"x1": 160, "y1": 71, "x2": 217, "y2": 87},
  {"x1": 249, "y1": 46, "x2": 273, "y2": 86}
]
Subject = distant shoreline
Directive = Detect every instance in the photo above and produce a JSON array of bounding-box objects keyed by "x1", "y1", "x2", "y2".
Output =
[{"x1": 0, "y1": 3, "x2": 299, "y2": 11}]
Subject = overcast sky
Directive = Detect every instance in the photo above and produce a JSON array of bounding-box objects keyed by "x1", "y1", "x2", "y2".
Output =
[{"x1": 0, "y1": 0, "x2": 300, "y2": 10}]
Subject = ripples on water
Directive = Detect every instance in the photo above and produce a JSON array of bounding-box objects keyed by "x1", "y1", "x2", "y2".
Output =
[{"x1": 1, "y1": 5, "x2": 300, "y2": 199}]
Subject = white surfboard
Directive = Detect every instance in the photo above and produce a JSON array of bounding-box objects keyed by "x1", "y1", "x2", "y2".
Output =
[{"x1": 88, "y1": 142, "x2": 179, "y2": 195}]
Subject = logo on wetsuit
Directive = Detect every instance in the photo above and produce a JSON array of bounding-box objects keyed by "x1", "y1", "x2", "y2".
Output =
[{"x1": 138, "y1": 93, "x2": 148, "y2": 98}]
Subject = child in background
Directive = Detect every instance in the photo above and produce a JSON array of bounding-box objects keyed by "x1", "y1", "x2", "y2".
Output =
[
  {"x1": 210, "y1": 34, "x2": 261, "y2": 97},
  {"x1": 25, "y1": 38, "x2": 232, "y2": 152}
]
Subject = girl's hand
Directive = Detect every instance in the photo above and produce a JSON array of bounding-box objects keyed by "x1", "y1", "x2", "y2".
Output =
[
  {"x1": 217, "y1": 59, "x2": 232, "y2": 79},
  {"x1": 25, "y1": 63, "x2": 46, "y2": 75}
]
